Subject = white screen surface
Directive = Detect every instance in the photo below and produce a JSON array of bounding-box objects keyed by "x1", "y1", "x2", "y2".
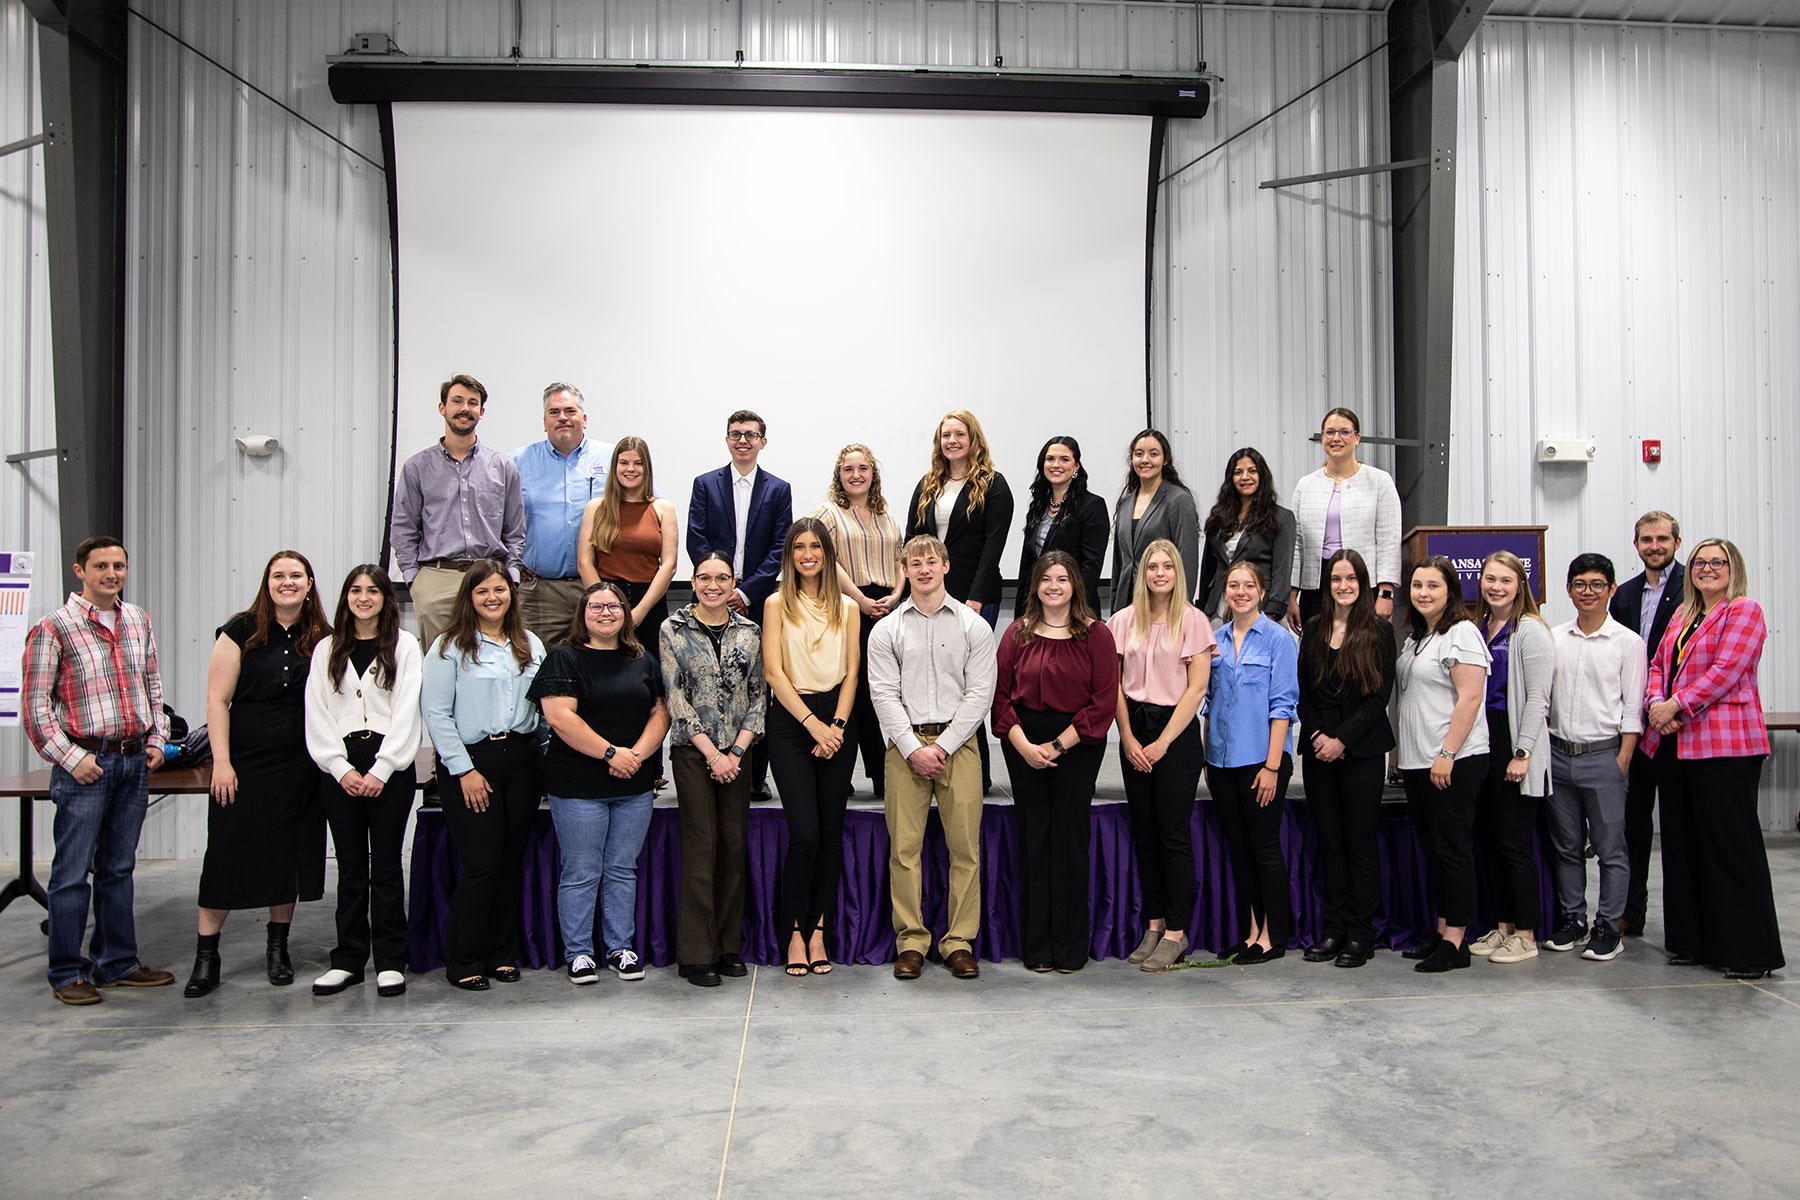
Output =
[{"x1": 391, "y1": 102, "x2": 1152, "y2": 586}]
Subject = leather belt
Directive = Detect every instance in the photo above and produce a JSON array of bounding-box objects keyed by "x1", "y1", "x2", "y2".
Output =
[
  {"x1": 423, "y1": 558, "x2": 481, "y2": 572},
  {"x1": 1550, "y1": 734, "x2": 1623, "y2": 757},
  {"x1": 911, "y1": 722, "x2": 950, "y2": 737},
  {"x1": 485, "y1": 731, "x2": 525, "y2": 742},
  {"x1": 72, "y1": 735, "x2": 145, "y2": 756}
]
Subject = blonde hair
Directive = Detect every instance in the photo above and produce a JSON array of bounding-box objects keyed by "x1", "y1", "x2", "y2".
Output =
[
  {"x1": 588, "y1": 437, "x2": 654, "y2": 556},
  {"x1": 1127, "y1": 538, "x2": 1192, "y2": 651},
  {"x1": 914, "y1": 410, "x2": 997, "y2": 528},
  {"x1": 1679, "y1": 538, "x2": 1749, "y2": 620},
  {"x1": 1474, "y1": 550, "x2": 1548, "y2": 629},
  {"x1": 777, "y1": 516, "x2": 846, "y2": 639},
  {"x1": 826, "y1": 443, "x2": 888, "y2": 516}
]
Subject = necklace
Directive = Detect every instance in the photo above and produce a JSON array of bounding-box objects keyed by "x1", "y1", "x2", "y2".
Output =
[{"x1": 1040, "y1": 620, "x2": 1071, "y2": 629}]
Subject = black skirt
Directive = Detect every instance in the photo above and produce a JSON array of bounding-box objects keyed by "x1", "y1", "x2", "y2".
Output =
[{"x1": 197, "y1": 698, "x2": 325, "y2": 909}]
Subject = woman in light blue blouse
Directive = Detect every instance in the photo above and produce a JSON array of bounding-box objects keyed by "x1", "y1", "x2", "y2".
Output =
[
  {"x1": 1203, "y1": 560, "x2": 1300, "y2": 964},
  {"x1": 421, "y1": 559, "x2": 545, "y2": 992}
]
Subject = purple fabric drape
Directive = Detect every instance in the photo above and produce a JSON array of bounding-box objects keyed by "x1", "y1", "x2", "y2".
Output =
[{"x1": 407, "y1": 799, "x2": 1557, "y2": 971}]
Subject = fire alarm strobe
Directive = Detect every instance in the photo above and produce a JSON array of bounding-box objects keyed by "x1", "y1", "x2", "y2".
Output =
[
  {"x1": 1536, "y1": 439, "x2": 1596, "y2": 464},
  {"x1": 1643, "y1": 439, "x2": 1662, "y2": 464}
]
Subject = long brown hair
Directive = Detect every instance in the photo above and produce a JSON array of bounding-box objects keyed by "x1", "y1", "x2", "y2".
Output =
[
  {"x1": 1303, "y1": 549, "x2": 1387, "y2": 695},
  {"x1": 238, "y1": 549, "x2": 330, "y2": 656},
  {"x1": 326, "y1": 564, "x2": 400, "y2": 690},
  {"x1": 1014, "y1": 550, "x2": 1096, "y2": 644},
  {"x1": 777, "y1": 517, "x2": 846, "y2": 637},
  {"x1": 1404, "y1": 556, "x2": 1473, "y2": 641},
  {"x1": 588, "y1": 436, "x2": 655, "y2": 556},
  {"x1": 914, "y1": 410, "x2": 998, "y2": 528},
  {"x1": 1203, "y1": 447, "x2": 1282, "y2": 540},
  {"x1": 564, "y1": 580, "x2": 644, "y2": 659},
  {"x1": 826, "y1": 443, "x2": 889, "y2": 516},
  {"x1": 438, "y1": 559, "x2": 535, "y2": 668}
]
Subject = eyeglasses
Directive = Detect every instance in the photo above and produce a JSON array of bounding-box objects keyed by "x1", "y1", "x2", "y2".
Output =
[
  {"x1": 585, "y1": 602, "x2": 625, "y2": 615},
  {"x1": 725, "y1": 431, "x2": 764, "y2": 443},
  {"x1": 1569, "y1": 581, "x2": 1610, "y2": 594},
  {"x1": 1691, "y1": 557, "x2": 1730, "y2": 572},
  {"x1": 1321, "y1": 428, "x2": 1357, "y2": 439}
]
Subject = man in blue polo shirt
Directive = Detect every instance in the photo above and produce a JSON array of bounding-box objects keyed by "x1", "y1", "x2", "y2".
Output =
[{"x1": 511, "y1": 381, "x2": 608, "y2": 647}]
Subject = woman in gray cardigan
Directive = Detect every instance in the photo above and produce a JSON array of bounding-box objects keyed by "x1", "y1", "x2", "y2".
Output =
[
  {"x1": 1110, "y1": 429, "x2": 1200, "y2": 615},
  {"x1": 1468, "y1": 550, "x2": 1554, "y2": 965}
]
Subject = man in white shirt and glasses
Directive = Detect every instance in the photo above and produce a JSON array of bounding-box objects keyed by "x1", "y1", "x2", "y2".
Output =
[{"x1": 1544, "y1": 553, "x2": 1647, "y2": 963}]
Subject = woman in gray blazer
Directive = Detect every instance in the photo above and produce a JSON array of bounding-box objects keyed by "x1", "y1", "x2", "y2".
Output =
[
  {"x1": 1197, "y1": 447, "x2": 1296, "y2": 625},
  {"x1": 1111, "y1": 429, "x2": 1199, "y2": 615}
]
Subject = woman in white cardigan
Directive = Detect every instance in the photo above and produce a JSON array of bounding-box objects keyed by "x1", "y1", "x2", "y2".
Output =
[
  {"x1": 303, "y1": 565, "x2": 423, "y2": 998},
  {"x1": 1468, "y1": 551, "x2": 1554, "y2": 964},
  {"x1": 1286, "y1": 408, "x2": 1403, "y2": 630}
]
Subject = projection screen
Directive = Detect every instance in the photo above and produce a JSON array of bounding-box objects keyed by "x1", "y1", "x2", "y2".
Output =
[{"x1": 390, "y1": 102, "x2": 1155, "y2": 586}]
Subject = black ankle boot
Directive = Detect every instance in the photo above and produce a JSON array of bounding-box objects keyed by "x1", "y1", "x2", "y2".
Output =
[
  {"x1": 185, "y1": 933, "x2": 221, "y2": 998},
  {"x1": 266, "y1": 921, "x2": 294, "y2": 986}
]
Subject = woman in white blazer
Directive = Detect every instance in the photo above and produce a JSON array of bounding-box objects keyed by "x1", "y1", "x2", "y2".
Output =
[
  {"x1": 1286, "y1": 408, "x2": 1403, "y2": 630},
  {"x1": 303, "y1": 565, "x2": 423, "y2": 998}
]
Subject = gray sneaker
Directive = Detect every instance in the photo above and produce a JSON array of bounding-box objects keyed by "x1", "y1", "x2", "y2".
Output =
[
  {"x1": 1468, "y1": 929, "x2": 1507, "y2": 957},
  {"x1": 1489, "y1": 933, "x2": 1539, "y2": 964}
]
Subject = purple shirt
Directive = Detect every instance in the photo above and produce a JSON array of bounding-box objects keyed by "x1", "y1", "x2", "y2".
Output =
[
  {"x1": 1322, "y1": 485, "x2": 1344, "y2": 558},
  {"x1": 391, "y1": 438, "x2": 525, "y2": 582},
  {"x1": 1485, "y1": 621, "x2": 1512, "y2": 711}
]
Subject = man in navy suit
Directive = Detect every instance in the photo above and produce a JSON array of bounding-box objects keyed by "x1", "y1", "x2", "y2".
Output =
[
  {"x1": 688, "y1": 409, "x2": 793, "y2": 798},
  {"x1": 1607, "y1": 510, "x2": 1684, "y2": 937}
]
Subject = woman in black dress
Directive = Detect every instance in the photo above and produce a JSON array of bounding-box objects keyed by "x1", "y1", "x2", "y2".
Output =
[{"x1": 185, "y1": 550, "x2": 332, "y2": 998}]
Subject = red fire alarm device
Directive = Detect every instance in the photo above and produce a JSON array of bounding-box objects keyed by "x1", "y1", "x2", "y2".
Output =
[{"x1": 1642, "y1": 439, "x2": 1662, "y2": 464}]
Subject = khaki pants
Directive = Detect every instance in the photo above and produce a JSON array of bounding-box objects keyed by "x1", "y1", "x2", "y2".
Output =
[
  {"x1": 885, "y1": 735, "x2": 983, "y2": 957},
  {"x1": 518, "y1": 575, "x2": 586, "y2": 649},
  {"x1": 410, "y1": 564, "x2": 467, "y2": 655}
]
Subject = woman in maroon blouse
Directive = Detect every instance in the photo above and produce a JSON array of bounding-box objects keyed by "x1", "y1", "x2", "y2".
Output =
[{"x1": 994, "y1": 550, "x2": 1119, "y2": 973}]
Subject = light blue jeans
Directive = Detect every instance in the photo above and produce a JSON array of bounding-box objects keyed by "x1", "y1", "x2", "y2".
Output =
[{"x1": 548, "y1": 791, "x2": 654, "y2": 960}]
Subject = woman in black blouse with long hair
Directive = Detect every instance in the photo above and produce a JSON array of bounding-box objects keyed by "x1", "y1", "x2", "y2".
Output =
[
  {"x1": 1198, "y1": 447, "x2": 1296, "y2": 625},
  {"x1": 1014, "y1": 435, "x2": 1108, "y2": 618},
  {"x1": 1296, "y1": 549, "x2": 1395, "y2": 968}
]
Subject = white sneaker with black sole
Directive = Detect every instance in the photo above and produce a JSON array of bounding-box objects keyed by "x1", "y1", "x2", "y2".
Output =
[
  {"x1": 567, "y1": 954, "x2": 599, "y2": 984},
  {"x1": 608, "y1": 949, "x2": 645, "y2": 981}
]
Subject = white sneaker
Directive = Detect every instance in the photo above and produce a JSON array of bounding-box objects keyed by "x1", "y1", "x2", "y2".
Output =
[
  {"x1": 376, "y1": 970, "x2": 407, "y2": 997},
  {"x1": 1468, "y1": 929, "x2": 1507, "y2": 957},
  {"x1": 1489, "y1": 933, "x2": 1540, "y2": 964},
  {"x1": 311, "y1": 968, "x2": 360, "y2": 996},
  {"x1": 567, "y1": 954, "x2": 599, "y2": 984}
]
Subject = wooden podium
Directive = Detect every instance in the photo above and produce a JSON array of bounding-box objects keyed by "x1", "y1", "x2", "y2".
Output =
[{"x1": 1403, "y1": 525, "x2": 1548, "y2": 603}]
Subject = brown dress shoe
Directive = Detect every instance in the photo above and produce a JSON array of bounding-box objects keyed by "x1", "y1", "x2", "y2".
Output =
[
  {"x1": 54, "y1": 979, "x2": 102, "y2": 1006},
  {"x1": 99, "y1": 966, "x2": 176, "y2": 988},
  {"x1": 945, "y1": 949, "x2": 980, "y2": 979},
  {"x1": 893, "y1": 950, "x2": 925, "y2": 980}
]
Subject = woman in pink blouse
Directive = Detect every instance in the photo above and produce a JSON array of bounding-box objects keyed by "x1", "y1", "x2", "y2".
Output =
[{"x1": 994, "y1": 551, "x2": 1119, "y2": 973}]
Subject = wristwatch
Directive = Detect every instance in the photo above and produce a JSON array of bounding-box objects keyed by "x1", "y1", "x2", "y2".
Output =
[
  {"x1": 1378, "y1": 588, "x2": 1395, "y2": 600},
  {"x1": 1050, "y1": 737, "x2": 1066, "y2": 753},
  {"x1": 1513, "y1": 748, "x2": 1530, "y2": 760},
  {"x1": 831, "y1": 717, "x2": 847, "y2": 730},
  {"x1": 1437, "y1": 749, "x2": 1456, "y2": 761},
  {"x1": 728, "y1": 745, "x2": 746, "y2": 758},
  {"x1": 603, "y1": 746, "x2": 617, "y2": 761}
]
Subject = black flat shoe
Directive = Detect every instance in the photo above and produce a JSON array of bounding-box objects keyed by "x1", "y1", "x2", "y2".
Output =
[
  {"x1": 679, "y1": 964, "x2": 722, "y2": 987},
  {"x1": 1668, "y1": 952, "x2": 1704, "y2": 966},
  {"x1": 489, "y1": 966, "x2": 521, "y2": 983},
  {"x1": 715, "y1": 953, "x2": 748, "y2": 978},
  {"x1": 1402, "y1": 937, "x2": 1442, "y2": 961},
  {"x1": 1025, "y1": 962, "x2": 1055, "y2": 973},
  {"x1": 450, "y1": 975, "x2": 490, "y2": 991},
  {"x1": 1414, "y1": 940, "x2": 1471, "y2": 973},
  {"x1": 1215, "y1": 941, "x2": 1248, "y2": 962},
  {"x1": 1334, "y1": 940, "x2": 1373, "y2": 968},
  {"x1": 1238, "y1": 945, "x2": 1283, "y2": 965},
  {"x1": 1303, "y1": 937, "x2": 1344, "y2": 963}
]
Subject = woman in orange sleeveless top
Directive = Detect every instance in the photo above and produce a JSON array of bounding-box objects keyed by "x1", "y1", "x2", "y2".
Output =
[{"x1": 578, "y1": 437, "x2": 680, "y2": 648}]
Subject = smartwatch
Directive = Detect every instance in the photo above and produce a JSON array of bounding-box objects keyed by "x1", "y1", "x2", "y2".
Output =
[
  {"x1": 1378, "y1": 588, "x2": 1395, "y2": 601},
  {"x1": 603, "y1": 745, "x2": 617, "y2": 761},
  {"x1": 1050, "y1": 737, "x2": 1066, "y2": 753},
  {"x1": 728, "y1": 745, "x2": 746, "y2": 758},
  {"x1": 1513, "y1": 748, "x2": 1530, "y2": 760},
  {"x1": 831, "y1": 717, "x2": 847, "y2": 730}
]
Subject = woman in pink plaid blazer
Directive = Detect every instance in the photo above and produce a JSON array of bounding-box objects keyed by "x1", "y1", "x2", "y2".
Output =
[{"x1": 1643, "y1": 538, "x2": 1783, "y2": 979}]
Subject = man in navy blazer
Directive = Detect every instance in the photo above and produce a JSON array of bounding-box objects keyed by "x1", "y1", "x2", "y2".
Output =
[
  {"x1": 688, "y1": 409, "x2": 792, "y2": 798},
  {"x1": 1607, "y1": 510, "x2": 1684, "y2": 937}
]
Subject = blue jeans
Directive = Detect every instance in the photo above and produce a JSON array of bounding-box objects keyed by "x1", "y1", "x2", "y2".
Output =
[
  {"x1": 548, "y1": 791, "x2": 654, "y2": 960},
  {"x1": 46, "y1": 751, "x2": 150, "y2": 988}
]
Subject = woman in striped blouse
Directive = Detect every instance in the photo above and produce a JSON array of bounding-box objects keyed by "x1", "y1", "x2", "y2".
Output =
[{"x1": 812, "y1": 443, "x2": 903, "y2": 799}]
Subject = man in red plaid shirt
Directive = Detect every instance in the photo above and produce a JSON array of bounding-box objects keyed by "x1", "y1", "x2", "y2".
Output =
[{"x1": 22, "y1": 536, "x2": 175, "y2": 1004}]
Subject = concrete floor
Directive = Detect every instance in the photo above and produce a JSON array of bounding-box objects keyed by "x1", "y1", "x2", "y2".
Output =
[{"x1": 4, "y1": 830, "x2": 1799, "y2": 1199}]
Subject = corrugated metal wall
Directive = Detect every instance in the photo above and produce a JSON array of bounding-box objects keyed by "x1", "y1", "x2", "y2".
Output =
[
  {"x1": 1, "y1": 0, "x2": 1390, "y2": 859},
  {"x1": 1452, "y1": 17, "x2": 1800, "y2": 826}
]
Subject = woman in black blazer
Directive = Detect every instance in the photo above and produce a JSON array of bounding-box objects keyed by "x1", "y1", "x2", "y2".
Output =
[
  {"x1": 1198, "y1": 447, "x2": 1296, "y2": 625},
  {"x1": 1013, "y1": 435, "x2": 1109, "y2": 617},
  {"x1": 1296, "y1": 549, "x2": 1396, "y2": 969},
  {"x1": 1110, "y1": 429, "x2": 1200, "y2": 615},
  {"x1": 904, "y1": 408, "x2": 1014, "y2": 791}
]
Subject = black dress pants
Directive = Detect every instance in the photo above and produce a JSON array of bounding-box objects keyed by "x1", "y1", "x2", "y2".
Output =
[
  {"x1": 1476, "y1": 710, "x2": 1542, "y2": 930},
  {"x1": 1656, "y1": 742, "x2": 1784, "y2": 972},
  {"x1": 671, "y1": 744, "x2": 751, "y2": 967},
  {"x1": 1405, "y1": 755, "x2": 1487, "y2": 929},
  {"x1": 768, "y1": 688, "x2": 857, "y2": 938},
  {"x1": 1303, "y1": 751, "x2": 1385, "y2": 946},
  {"x1": 320, "y1": 734, "x2": 416, "y2": 973},
  {"x1": 1623, "y1": 748, "x2": 1659, "y2": 928},
  {"x1": 1004, "y1": 706, "x2": 1104, "y2": 970},
  {"x1": 438, "y1": 734, "x2": 541, "y2": 980},
  {"x1": 1207, "y1": 755, "x2": 1294, "y2": 948},
  {"x1": 851, "y1": 581, "x2": 892, "y2": 797},
  {"x1": 1120, "y1": 702, "x2": 1203, "y2": 927}
]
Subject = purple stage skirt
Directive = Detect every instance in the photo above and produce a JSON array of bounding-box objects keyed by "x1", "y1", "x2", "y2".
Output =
[{"x1": 407, "y1": 798, "x2": 1556, "y2": 971}]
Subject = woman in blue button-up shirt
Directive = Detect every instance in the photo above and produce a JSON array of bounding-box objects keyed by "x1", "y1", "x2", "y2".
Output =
[
  {"x1": 421, "y1": 559, "x2": 545, "y2": 991},
  {"x1": 1203, "y1": 561, "x2": 1300, "y2": 964}
]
